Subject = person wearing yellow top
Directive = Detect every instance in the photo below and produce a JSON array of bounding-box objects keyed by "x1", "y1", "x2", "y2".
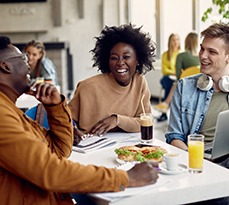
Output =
[
  {"x1": 155, "y1": 34, "x2": 180, "y2": 121},
  {"x1": 155, "y1": 32, "x2": 200, "y2": 122},
  {"x1": 160, "y1": 34, "x2": 180, "y2": 100}
]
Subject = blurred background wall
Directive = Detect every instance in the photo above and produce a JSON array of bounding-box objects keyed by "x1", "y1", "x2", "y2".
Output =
[{"x1": 0, "y1": 0, "x2": 218, "y2": 98}]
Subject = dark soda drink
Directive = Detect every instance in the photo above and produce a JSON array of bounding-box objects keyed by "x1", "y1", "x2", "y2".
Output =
[
  {"x1": 140, "y1": 113, "x2": 153, "y2": 143},
  {"x1": 141, "y1": 125, "x2": 153, "y2": 141}
]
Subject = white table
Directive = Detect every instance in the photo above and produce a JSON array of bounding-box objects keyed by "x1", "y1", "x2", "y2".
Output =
[{"x1": 69, "y1": 132, "x2": 229, "y2": 205}]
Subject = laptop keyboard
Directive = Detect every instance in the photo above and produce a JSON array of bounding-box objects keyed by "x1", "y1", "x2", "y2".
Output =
[{"x1": 205, "y1": 148, "x2": 212, "y2": 154}]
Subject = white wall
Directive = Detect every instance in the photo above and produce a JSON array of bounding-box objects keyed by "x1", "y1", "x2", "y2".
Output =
[
  {"x1": 160, "y1": 0, "x2": 193, "y2": 53},
  {"x1": 128, "y1": 0, "x2": 156, "y2": 40}
]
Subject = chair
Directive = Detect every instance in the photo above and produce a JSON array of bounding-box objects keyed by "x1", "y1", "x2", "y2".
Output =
[
  {"x1": 180, "y1": 66, "x2": 200, "y2": 79},
  {"x1": 155, "y1": 66, "x2": 200, "y2": 114}
]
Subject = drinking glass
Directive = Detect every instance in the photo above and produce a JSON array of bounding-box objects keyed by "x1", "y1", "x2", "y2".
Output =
[
  {"x1": 188, "y1": 134, "x2": 204, "y2": 173},
  {"x1": 140, "y1": 113, "x2": 154, "y2": 143}
]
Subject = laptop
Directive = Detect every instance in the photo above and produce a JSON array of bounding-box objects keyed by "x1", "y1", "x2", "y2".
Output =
[{"x1": 204, "y1": 110, "x2": 229, "y2": 160}]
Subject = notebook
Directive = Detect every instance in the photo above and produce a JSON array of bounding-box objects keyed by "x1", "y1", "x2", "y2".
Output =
[
  {"x1": 204, "y1": 110, "x2": 229, "y2": 160},
  {"x1": 72, "y1": 136, "x2": 116, "y2": 153}
]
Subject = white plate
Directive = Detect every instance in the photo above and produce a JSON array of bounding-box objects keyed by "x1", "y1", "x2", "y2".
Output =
[
  {"x1": 116, "y1": 162, "x2": 135, "y2": 171},
  {"x1": 116, "y1": 158, "x2": 141, "y2": 165},
  {"x1": 159, "y1": 163, "x2": 187, "y2": 175}
]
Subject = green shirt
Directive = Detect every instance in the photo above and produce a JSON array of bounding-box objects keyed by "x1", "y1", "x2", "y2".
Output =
[
  {"x1": 200, "y1": 91, "x2": 228, "y2": 142},
  {"x1": 176, "y1": 51, "x2": 200, "y2": 79}
]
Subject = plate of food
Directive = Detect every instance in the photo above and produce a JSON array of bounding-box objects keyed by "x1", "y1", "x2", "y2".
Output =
[{"x1": 114, "y1": 145, "x2": 167, "y2": 164}]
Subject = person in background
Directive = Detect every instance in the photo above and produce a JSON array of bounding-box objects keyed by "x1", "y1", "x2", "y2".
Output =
[
  {"x1": 68, "y1": 24, "x2": 156, "y2": 137},
  {"x1": 154, "y1": 34, "x2": 180, "y2": 122},
  {"x1": 175, "y1": 32, "x2": 200, "y2": 79},
  {"x1": 154, "y1": 32, "x2": 200, "y2": 122},
  {"x1": 0, "y1": 36, "x2": 159, "y2": 204},
  {"x1": 23, "y1": 40, "x2": 59, "y2": 85}
]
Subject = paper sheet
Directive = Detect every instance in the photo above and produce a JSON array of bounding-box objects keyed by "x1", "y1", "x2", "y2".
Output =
[{"x1": 90, "y1": 176, "x2": 171, "y2": 202}]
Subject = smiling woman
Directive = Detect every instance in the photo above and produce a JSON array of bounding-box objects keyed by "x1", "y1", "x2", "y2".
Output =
[
  {"x1": 68, "y1": 24, "x2": 156, "y2": 137},
  {"x1": 108, "y1": 42, "x2": 138, "y2": 86},
  {"x1": 23, "y1": 40, "x2": 59, "y2": 86}
]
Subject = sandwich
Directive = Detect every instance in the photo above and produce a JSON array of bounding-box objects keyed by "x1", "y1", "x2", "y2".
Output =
[{"x1": 115, "y1": 145, "x2": 167, "y2": 163}]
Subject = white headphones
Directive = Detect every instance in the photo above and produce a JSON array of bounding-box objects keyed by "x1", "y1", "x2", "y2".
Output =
[{"x1": 197, "y1": 74, "x2": 229, "y2": 92}]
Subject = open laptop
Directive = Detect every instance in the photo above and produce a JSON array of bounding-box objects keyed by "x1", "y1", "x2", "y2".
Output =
[{"x1": 204, "y1": 110, "x2": 229, "y2": 160}]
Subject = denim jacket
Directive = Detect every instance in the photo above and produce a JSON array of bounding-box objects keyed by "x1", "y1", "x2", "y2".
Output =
[
  {"x1": 41, "y1": 57, "x2": 59, "y2": 85},
  {"x1": 165, "y1": 73, "x2": 216, "y2": 144}
]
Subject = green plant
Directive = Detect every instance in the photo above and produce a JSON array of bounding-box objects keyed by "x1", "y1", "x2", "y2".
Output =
[{"x1": 201, "y1": 0, "x2": 229, "y2": 23}]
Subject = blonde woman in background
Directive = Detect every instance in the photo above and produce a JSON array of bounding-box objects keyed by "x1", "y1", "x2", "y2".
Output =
[
  {"x1": 154, "y1": 32, "x2": 200, "y2": 122},
  {"x1": 154, "y1": 33, "x2": 180, "y2": 122},
  {"x1": 175, "y1": 32, "x2": 200, "y2": 79},
  {"x1": 24, "y1": 40, "x2": 59, "y2": 85}
]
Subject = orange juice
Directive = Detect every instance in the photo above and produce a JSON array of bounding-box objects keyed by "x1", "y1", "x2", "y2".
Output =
[{"x1": 188, "y1": 141, "x2": 204, "y2": 169}]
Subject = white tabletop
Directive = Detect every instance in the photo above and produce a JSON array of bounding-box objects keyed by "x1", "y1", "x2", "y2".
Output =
[{"x1": 69, "y1": 132, "x2": 229, "y2": 205}]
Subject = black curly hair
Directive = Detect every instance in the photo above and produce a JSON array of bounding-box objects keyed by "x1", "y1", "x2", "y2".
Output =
[{"x1": 90, "y1": 24, "x2": 156, "y2": 74}]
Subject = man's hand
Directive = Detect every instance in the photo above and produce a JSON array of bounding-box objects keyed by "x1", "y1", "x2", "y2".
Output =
[
  {"x1": 127, "y1": 162, "x2": 159, "y2": 187},
  {"x1": 26, "y1": 82, "x2": 61, "y2": 106}
]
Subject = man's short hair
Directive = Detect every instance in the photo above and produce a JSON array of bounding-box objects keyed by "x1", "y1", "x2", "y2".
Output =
[
  {"x1": 0, "y1": 36, "x2": 11, "y2": 50},
  {"x1": 201, "y1": 23, "x2": 229, "y2": 53}
]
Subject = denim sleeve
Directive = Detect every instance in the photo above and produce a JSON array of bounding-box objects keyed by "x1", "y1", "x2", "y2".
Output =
[
  {"x1": 165, "y1": 79, "x2": 187, "y2": 144},
  {"x1": 165, "y1": 133, "x2": 187, "y2": 144},
  {"x1": 41, "y1": 58, "x2": 59, "y2": 85},
  {"x1": 165, "y1": 75, "x2": 211, "y2": 145}
]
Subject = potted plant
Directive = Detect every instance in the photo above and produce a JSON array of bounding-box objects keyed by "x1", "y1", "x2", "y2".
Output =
[{"x1": 201, "y1": 0, "x2": 229, "y2": 23}]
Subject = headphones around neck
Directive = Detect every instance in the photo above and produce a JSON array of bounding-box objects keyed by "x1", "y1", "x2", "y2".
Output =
[{"x1": 197, "y1": 74, "x2": 229, "y2": 92}]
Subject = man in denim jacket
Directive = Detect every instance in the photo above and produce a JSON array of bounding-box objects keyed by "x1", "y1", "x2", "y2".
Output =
[
  {"x1": 165, "y1": 22, "x2": 229, "y2": 205},
  {"x1": 166, "y1": 23, "x2": 229, "y2": 152}
]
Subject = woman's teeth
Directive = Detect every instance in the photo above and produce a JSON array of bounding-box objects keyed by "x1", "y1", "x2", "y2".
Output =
[{"x1": 117, "y1": 69, "x2": 128, "y2": 73}]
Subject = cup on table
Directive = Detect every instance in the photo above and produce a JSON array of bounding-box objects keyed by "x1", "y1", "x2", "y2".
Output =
[
  {"x1": 163, "y1": 153, "x2": 180, "y2": 171},
  {"x1": 140, "y1": 113, "x2": 154, "y2": 143},
  {"x1": 188, "y1": 134, "x2": 204, "y2": 174},
  {"x1": 36, "y1": 77, "x2": 45, "y2": 83}
]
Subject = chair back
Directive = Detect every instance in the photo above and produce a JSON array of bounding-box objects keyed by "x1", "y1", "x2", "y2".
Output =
[{"x1": 180, "y1": 66, "x2": 200, "y2": 79}]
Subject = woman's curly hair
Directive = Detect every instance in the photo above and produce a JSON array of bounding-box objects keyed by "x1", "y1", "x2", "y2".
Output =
[{"x1": 90, "y1": 24, "x2": 156, "y2": 74}]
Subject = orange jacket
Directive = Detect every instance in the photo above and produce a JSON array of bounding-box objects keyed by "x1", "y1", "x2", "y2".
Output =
[{"x1": 0, "y1": 92, "x2": 128, "y2": 205}]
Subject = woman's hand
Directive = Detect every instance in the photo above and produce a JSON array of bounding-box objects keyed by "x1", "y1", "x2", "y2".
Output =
[
  {"x1": 73, "y1": 127, "x2": 86, "y2": 145},
  {"x1": 90, "y1": 115, "x2": 118, "y2": 136},
  {"x1": 26, "y1": 82, "x2": 61, "y2": 106}
]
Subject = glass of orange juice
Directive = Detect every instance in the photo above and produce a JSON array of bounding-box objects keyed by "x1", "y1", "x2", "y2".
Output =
[{"x1": 188, "y1": 134, "x2": 204, "y2": 174}]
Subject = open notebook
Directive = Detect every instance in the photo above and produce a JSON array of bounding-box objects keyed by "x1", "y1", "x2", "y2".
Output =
[
  {"x1": 204, "y1": 110, "x2": 229, "y2": 160},
  {"x1": 72, "y1": 136, "x2": 116, "y2": 153}
]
